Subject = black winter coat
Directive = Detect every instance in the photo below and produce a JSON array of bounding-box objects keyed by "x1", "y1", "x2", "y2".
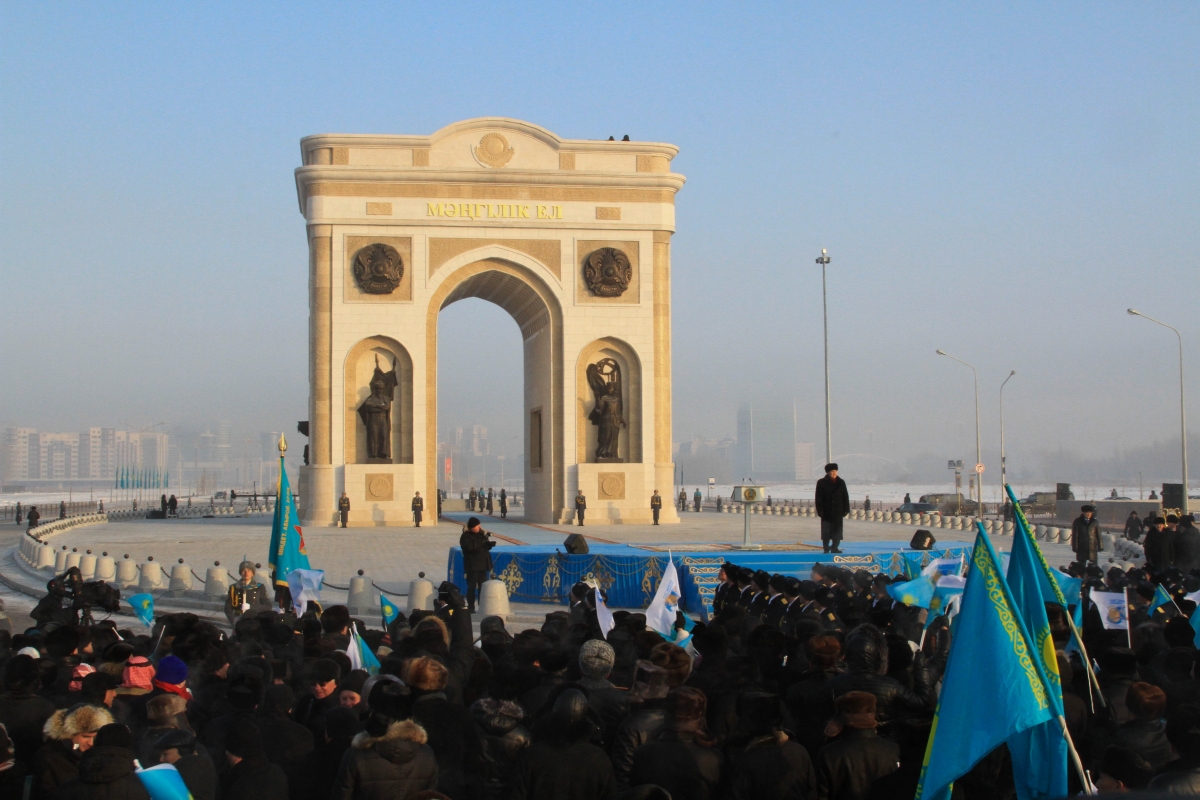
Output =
[
  {"x1": 221, "y1": 755, "x2": 288, "y2": 800},
  {"x1": 728, "y1": 732, "x2": 815, "y2": 800},
  {"x1": 814, "y1": 477, "x2": 850, "y2": 522},
  {"x1": 1174, "y1": 526, "x2": 1200, "y2": 571},
  {"x1": 509, "y1": 737, "x2": 616, "y2": 800},
  {"x1": 0, "y1": 690, "x2": 56, "y2": 766},
  {"x1": 32, "y1": 740, "x2": 82, "y2": 800},
  {"x1": 1114, "y1": 718, "x2": 1175, "y2": 770},
  {"x1": 54, "y1": 746, "x2": 149, "y2": 800},
  {"x1": 174, "y1": 753, "x2": 218, "y2": 800},
  {"x1": 332, "y1": 720, "x2": 438, "y2": 800},
  {"x1": 1143, "y1": 527, "x2": 1175, "y2": 570},
  {"x1": 472, "y1": 698, "x2": 530, "y2": 798},
  {"x1": 1150, "y1": 758, "x2": 1200, "y2": 793},
  {"x1": 814, "y1": 729, "x2": 899, "y2": 800},
  {"x1": 609, "y1": 705, "x2": 666, "y2": 789},
  {"x1": 628, "y1": 729, "x2": 724, "y2": 800},
  {"x1": 1071, "y1": 515, "x2": 1102, "y2": 562},
  {"x1": 411, "y1": 691, "x2": 486, "y2": 798},
  {"x1": 460, "y1": 529, "x2": 495, "y2": 573}
]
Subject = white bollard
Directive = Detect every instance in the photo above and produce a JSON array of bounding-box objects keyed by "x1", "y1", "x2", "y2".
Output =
[
  {"x1": 478, "y1": 579, "x2": 511, "y2": 618},
  {"x1": 169, "y1": 562, "x2": 193, "y2": 594},
  {"x1": 37, "y1": 544, "x2": 55, "y2": 569},
  {"x1": 79, "y1": 555, "x2": 97, "y2": 580},
  {"x1": 407, "y1": 576, "x2": 435, "y2": 614},
  {"x1": 347, "y1": 574, "x2": 379, "y2": 617},
  {"x1": 54, "y1": 548, "x2": 69, "y2": 571},
  {"x1": 138, "y1": 560, "x2": 163, "y2": 590},
  {"x1": 205, "y1": 565, "x2": 229, "y2": 597},
  {"x1": 95, "y1": 556, "x2": 116, "y2": 582},
  {"x1": 65, "y1": 552, "x2": 82, "y2": 571}
]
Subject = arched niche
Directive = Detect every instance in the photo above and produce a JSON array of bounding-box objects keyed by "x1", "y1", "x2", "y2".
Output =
[
  {"x1": 576, "y1": 337, "x2": 642, "y2": 464},
  {"x1": 344, "y1": 336, "x2": 414, "y2": 465}
]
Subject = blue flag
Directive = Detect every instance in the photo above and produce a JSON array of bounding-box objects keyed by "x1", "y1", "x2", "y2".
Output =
[
  {"x1": 269, "y1": 456, "x2": 310, "y2": 588},
  {"x1": 1007, "y1": 514, "x2": 1069, "y2": 800},
  {"x1": 926, "y1": 578, "x2": 965, "y2": 629},
  {"x1": 916, "y1": 527, "x2": 1056, "y2": 800},
  {"x1": 1150, "y1": 584, "x2": 1175, "y2": 616},
  {"x1": 886, "y1": 576, "x2": 936, "y2": 609},
  {"x1": 127, "y1": 592, "x2": 155, "y2": 628},
  {"x1": 136, "y1": 763, "x2": 194, "y2": 800},
  {"x1": 381, "y1": 593, "x2": 400, "y2": 626}
]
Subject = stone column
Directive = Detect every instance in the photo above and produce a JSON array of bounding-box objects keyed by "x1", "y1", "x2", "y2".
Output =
[
  {"x1": 306, "y1": 224, "x2": 336, "y2": 525},
  {"x1": 652, "y1": 230, "x2": 679, "y2": 523}
]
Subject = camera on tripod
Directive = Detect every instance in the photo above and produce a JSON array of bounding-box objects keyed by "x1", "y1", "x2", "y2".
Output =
[{"x1": 33, "y1": 567, "x2": 122, "y2": 628}]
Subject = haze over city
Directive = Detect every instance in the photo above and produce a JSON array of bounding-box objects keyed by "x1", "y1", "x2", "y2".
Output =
[{"x1": 2, "y1": 3, "x2": 1196, "y2": 493}]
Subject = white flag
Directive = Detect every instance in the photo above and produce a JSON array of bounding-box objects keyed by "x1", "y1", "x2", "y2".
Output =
[
  {"x1": 595, "y1": 590, "x2": 615, "y2": 640},
  {"x1": 287, "y1": 568, "x2": 325, "y2": 614},
  {"x1": 1186, "y1": 590, "x2": 1200, "y2": 607},
  {"x1": 347, "y1": 625, "x2": 365, "y2": 672},
  {"x1": 646, "y1": 553, "x2": 682, "y2": 636},
  {"x1": 1092, "y1": 591, "x2": 1130, "y2": 631},
  {"x1": 922, "y1": 558, "x2": 962, "y2": 579}
]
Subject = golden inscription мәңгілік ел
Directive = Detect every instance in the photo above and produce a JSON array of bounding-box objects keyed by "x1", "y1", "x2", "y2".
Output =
[{"x1": 426, "y1": 202, "x2": 563, "y2": 220}]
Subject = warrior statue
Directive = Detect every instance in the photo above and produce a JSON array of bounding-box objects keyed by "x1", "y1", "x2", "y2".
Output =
[
  {"x1": 358, "y1": 354, "x2": 398, "y2": 461},
  {"x1": 586, "y1": 358, "x2": 624, "y2": 461}
]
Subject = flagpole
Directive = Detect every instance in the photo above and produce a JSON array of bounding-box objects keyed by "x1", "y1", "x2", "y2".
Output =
[
  {"x1": 1124, "y1": 587, "x2": 1133, "y2": 649},
  {"x1": 1057, "y1": 716, "x2": 1096, "y2": 795}
]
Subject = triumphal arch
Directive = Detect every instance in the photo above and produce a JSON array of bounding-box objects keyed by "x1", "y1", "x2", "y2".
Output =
[{"x1": 294, "y1": 118, "x2": 684, "y2": 526}]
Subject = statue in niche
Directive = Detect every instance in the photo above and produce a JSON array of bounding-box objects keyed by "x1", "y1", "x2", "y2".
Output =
[
  {"x1": 587, "y1": 358, "x2": 625, "y2": 461},
  {"x1": 358, "y1": 354, "x2": 398, "y2": 461},
  {"x1": 583, "y1": 248, "x2": 632, "y2": 297}
]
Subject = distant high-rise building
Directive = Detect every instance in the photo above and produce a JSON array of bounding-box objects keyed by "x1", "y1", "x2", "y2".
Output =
[
  {"x1": 470, "y1": 424, "x2": 488, "y2": 457},
  {"x1": 1, "y1": 427, "x2": 37, "y2": 482},
  {"x1": 734, "y1": 404, "x2": 798, "y2": 481},
  {"x1": 795, "y1": 442, "x2": 816, "y2": 481}
]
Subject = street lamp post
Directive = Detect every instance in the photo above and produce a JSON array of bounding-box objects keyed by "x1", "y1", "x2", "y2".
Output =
[
  {"x1": 1000, "y1": 370, "x2": 1016, "y2": 496},
  {"x1": 1128, "y1": 309, "x2": 1189, "y2": 515},
  {"x1": 816, "y1": 249, "x2": 833, "y2": 463},
  {"x1": 937, "y1": 350, "x2": 983, "y2": 517}
]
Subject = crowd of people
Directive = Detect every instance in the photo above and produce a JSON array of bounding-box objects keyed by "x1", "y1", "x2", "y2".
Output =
[{"x1": 7, "y1": 516, "x2": 1200, "y2": 799}]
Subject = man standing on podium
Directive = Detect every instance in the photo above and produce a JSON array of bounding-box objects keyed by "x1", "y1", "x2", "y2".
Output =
[{"x1": 815, "y1": 462, "x2": 850, "y2": 554}]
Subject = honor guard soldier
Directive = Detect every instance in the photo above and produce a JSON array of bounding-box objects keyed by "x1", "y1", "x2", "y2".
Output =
[
  {"x1": 338, "y1": 491, "x2": 350, "y2": 528},
  {"x1": 651, "y1": 490, "x2": 663, "y2": 525},
  {"x1": 575, "y1": 490, "x2": 587, "y2": 526},
  {"x1": 711, "y1": 561, "x2": 737, "y2": 616},
  {"x1": 224, "y1": 560, "x2": 271, "y2": 625},
  {"x1": 412, "y1": 492, "x2": 424, "y2": 527},
  {"x1": 763, "y1": 574, "x2": 790, "y2": 628}
]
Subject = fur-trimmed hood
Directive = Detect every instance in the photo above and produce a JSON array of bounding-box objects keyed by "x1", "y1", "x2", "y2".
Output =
[
  {"x1": 351, "y1": 719, "x2": 429, "y2": 765},
  {"x1": 43, "y1": 705, "x2": 114, "y2": 741}
]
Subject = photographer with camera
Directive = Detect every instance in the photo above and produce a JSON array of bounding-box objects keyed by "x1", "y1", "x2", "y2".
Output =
[{"x1": 458, "y1": 517, "x2": 495, "y2": 614}]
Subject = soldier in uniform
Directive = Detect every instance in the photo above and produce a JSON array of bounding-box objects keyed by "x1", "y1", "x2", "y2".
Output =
[
  {"x1": 762, "y1": 574, "x2": 790, "y2": 628},
  {"x1": 412, "y1": 492, "x2": 424, "y2": 527},
  {"x1": 711, "y1": 561, "x2": 737, "y2": 616},
  {"x1": 812, "y1": 586, "x2": 845, "y2": 631},
  {"x1": 469, "y1": 487, "x2": 477, "y2": 511},
  {"x1": 678, "y1": 488, "x2": 687, "y2": 512},
  {"x1": 651, "y1": 490, "x2": 663, "y2": 525},
  {"x1": 748, "y1": 570, "x2": 771, "y2": 619},
  {"x1": 338, "y1": 491, "x2": 350, "y2": 528},
  {"x1": 224, "y1": 560, "x2": 272, "y2": 625},
  {"x1": 499, "y1": 488, "x2": 508, "y2": 519},
  {"x1": 486, "y1": 488, "x2": 494, "y2": 515},
  {"x1": 575, "y1": 489, "x2": 587, "y2": 525},
  {"x1": 735, "y1": 567, "x2": 755, "y2": 610}
]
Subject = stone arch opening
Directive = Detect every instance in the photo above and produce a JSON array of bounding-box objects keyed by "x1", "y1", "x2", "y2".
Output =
[
  {"x1": 576, "y1": 337, "x2": 643, "y2": 465},
  {"x1": 425, "y1": 256, "x2": 564, "y2": 523}
]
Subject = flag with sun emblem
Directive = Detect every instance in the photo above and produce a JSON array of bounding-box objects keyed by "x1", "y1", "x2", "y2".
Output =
[
  {"x1": 380, "y1": 593, "x2": 400, "y2": 627},
  {"x1": 646, "y1": 553, "x2": 683, "y2": 637},
  {"x1": 127, "y1": 593, "x2": 155, "y2": 628}
]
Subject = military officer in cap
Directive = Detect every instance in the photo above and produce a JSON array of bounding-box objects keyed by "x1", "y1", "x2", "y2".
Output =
[
  {"x1": 712, "y1": 561, "x2": 738, "y2": 616},
  {"x1": 815, "y1": 462, "x2": 851, "y2": 553},
  {"x1": 735, "y1": 567, "x2": 756, "y2": 610},
  {"x1": 651, "y1": 490, "x2": 663, "y2": 525},
  {"x1": 412, "y1": 492, "x2": 424, "y2": 527},
  {"x1": 763, "y1": 574, "x2": 790, "y2": 628},
  {"x1": 338, "y1": 491, "x2": 351, "y2": 528},
  {"x1": 224, "y1": 560, "x2": 272, "y2": 625},
  {"x1": 812, "y1": 586, "x2": 845, "y2": 631},
  {"x1": 748, "y1": 570, "x2": 771, "y2": 619},
  {"x1": 575, "y1": 489, "x2": 587, "y2": 525}
]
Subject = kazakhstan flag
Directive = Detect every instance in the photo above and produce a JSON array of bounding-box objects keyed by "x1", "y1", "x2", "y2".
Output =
[
  {"x1": 127, "y1": 592, "x2": 155, "y2": 628},
  {"x1": 269, "y1": 455, "x2": 310, "y2": 587},
  {"x1": 915, "y1": 527, "x2": 1055, "y2": 800},
  {"x1": 381, "y1": 593, "x2": 400, "y2": 626},
  {"x1": 886, "y1": 575, "x2": 935, "y2": 609},
  {"x1": 1007, "y1": 512, "x2": 1069, "y2": 800}
]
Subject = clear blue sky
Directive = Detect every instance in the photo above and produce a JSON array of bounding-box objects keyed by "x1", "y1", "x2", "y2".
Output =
[{"x1": 1, "y1": 2, "x2": 1197, "y2": 481}]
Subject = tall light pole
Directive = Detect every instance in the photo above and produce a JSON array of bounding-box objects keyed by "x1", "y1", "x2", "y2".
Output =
[
  {"x1": 937, "y1": 350, "x2": 983, "y2": 517},
  {"x1": 1128, "y1": 309, "x2": 1189, "y2": 515},
  {"x1": 816, "y1": 248, "x2": 833, "y2": 463},
  {"x1": 1000, "y1": 370, "x2": 1016, "y2": 494}
]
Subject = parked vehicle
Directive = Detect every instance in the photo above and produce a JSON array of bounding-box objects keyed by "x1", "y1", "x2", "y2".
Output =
[
  {"x1": 897, "y1": 502, "x2": 938, "y2": 515},
  {"x1": 1019, "y1": 492, "x2": 1058, "y2": 514},
  {"x1": 919, "y1": 493, "x2": 979, "y2": 515}
]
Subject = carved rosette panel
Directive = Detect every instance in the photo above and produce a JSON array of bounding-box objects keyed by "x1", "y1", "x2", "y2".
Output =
[
  {"x1": 474, "y1": 133, "x2": 515, "y2": 168},
  {"x1": 598, "y1": 472, "x2": 626, "y2": 500},
  {"x1": 365, "y1": 473, "x2": 394, "y2": 501},
  {"x1": 583, "y1": 248, "x2": 632, "y2": 297},
  {"x1": 353, "y1": 244, "x2": 404, "y2": 294}
]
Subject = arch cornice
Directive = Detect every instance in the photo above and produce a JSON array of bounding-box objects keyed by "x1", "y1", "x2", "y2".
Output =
[{"x1": 430, "y1": 244, "x2": 564, "y2": 293}]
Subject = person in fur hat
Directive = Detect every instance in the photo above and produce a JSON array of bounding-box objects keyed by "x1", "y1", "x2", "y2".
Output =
[
  {"x1": 629, "y1": 687, "x2": 722, "y2": 800},
  {"x1": 332, "y1": 676, "x2": 438, "y2": 800},
  {"x1": 727, "y1": 691, "x2": 815, "y2": 800},
  {"x1": 55, "y1": 723, "x2": 150, "y2": 800},
  {"x1": 31, "y1": 704, "x2": 113, "y2": 800}
]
